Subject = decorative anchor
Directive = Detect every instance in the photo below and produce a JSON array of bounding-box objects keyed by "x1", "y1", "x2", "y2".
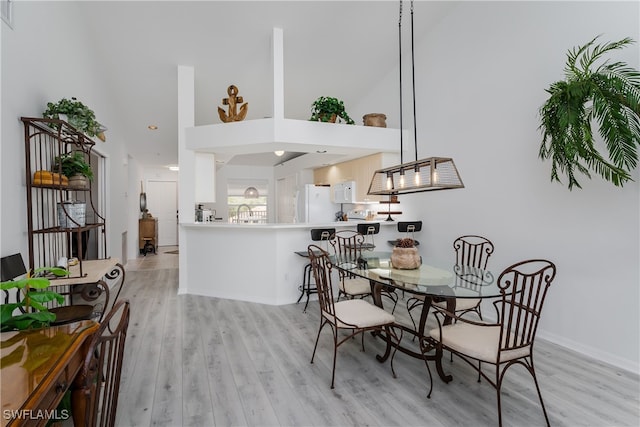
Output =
[{"x1": 217, "y1": 85, "x2": 248, "y2": 123}]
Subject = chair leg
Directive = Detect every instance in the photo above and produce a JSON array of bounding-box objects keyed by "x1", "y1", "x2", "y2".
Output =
[
  {"x1": 418, "y1": 337, "x2": 434, "y2": 399},
  {"x1": 297, "y1": 263, "x2": 310, "y2": 304},
  {"x1": 311, "y1": 319, "x2": 328, "y2": 364},
  {"x1": 530, "y1": 359, "x2": 551, "y2": 426},
  {"x1": 406, "y1": 298, "x2": 421, "y2": 341},
  {"x1": 387, "y1": 325, "x2": 403, "y2": 379},
  {"x1": 330, "y1": 325, "x2": 338, "y2": 389},
  {"x1": 303, "y1": 264, "x2": 314, "y2": 313}
]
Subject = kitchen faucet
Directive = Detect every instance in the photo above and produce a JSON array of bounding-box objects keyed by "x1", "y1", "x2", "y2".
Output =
[{"x1": 236, "y1": 204, "x2": 253, "y2": 222}]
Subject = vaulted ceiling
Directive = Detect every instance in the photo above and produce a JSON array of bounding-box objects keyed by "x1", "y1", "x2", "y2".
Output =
[{"x1": 77, "y1": 1, "x2": 455, "y2": 167}]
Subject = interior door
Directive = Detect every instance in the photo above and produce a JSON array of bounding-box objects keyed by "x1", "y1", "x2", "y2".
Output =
[{"x1": 146, "y1": 180, "x2": 178, "y2": 246}]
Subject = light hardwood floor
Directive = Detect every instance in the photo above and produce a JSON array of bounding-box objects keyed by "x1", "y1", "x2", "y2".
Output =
[{"x1": 116, "y1": 247, "x2": 639, "y2": 426}]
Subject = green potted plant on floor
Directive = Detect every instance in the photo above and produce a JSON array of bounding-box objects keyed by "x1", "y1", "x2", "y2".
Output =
[
  {"x1": 43, "y1": 97, "x2": 107, "y2": 141},
  {"x1": 309, "y1": 96, "x2": 355, "y2": 124},
  {"x1": 538, "y1": 36, "x2": 640, "y2": 190},
  {"x1": 0, "y1": 267, "x2": 67, "y2": 332}
]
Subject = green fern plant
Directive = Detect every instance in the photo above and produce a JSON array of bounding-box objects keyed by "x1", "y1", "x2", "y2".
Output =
[{"x1": 538, "y1": 36, "x2": 640, "y2": 190}]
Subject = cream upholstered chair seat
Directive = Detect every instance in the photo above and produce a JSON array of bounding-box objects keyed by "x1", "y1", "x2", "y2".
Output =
[
  {"x1": 339, "y1": 276, "x2": 371, "y2": 298},
  {"x1": 429, "y1": 322, "x2": 530, "y2": 363},
  {"x1": 330, "y1": 299, "x2": 395, "y2": 328},
  {"x1": 432, "y1": 297, "x2": 481, "y2": 312}
]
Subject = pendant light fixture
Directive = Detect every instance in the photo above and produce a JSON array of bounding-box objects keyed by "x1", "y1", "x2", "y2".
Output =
[
  {"x1": 244, "y1": 186, "x2": 259, "y2": 198},
  {"x1": 368, "y1": 0, "x2": 464, "y2": 196}
]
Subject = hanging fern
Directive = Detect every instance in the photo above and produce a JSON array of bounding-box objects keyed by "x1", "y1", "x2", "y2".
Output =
[{"x1": 538, "y1": 36, "x2": 640, "y2": 190}]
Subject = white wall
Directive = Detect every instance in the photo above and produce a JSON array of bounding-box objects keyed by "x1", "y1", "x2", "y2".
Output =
[
  {"x1": 3, "y1": 1, "x2": 638, "y2": 374},
  {"x1": 384, "y1": 1, "x2": 639, "y2": 372},
  {"x1": 1, "y1": 2, "x2": 130, "y2": 265}
]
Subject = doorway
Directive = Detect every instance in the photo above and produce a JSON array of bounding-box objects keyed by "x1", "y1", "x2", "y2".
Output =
[{"x1": 147, "y1": 180, "x2": 178, "y2": 246}]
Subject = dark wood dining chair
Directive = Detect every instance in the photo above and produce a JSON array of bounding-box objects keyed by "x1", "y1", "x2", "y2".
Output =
[
  {"x1": 428, "y1": 259, "x2": 557, "y2": 427},
  {"x1": 74, "y1": 299, "x2": 131, "y2": 427},
  {"x1": 307, "y1": 245, "x2": 402, "y2": 389}
]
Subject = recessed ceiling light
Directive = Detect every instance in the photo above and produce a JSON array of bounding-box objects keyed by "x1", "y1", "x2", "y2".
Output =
[
  {"x1": 274, "y1": 150, "x2": 285, "y2": 156},
  {"x1": 148, "y1": 125, "x2": 158, "y2": 130},
  {"x1": 168, "y1": 165, "x2": 179, "y2": 171}
]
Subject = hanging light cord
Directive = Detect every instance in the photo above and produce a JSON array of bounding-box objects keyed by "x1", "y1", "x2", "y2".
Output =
[
  {"x1": 410, "y1": 0, "x2": 418, "y2": 162},
  {"x1": 398, "y1": 0, "x2": 404, "y2": 165}
]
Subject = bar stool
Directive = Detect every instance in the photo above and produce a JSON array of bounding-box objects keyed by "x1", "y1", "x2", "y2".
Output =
[
  {"x1": 356, "y1": 222, "x2": 380, "y2": 250},
  {"x1": 295, "y1": 227, "x2": 335, "y2": 312},
  {"x1": 388, "y1": 221, "x2": 422, "y2": 246}
]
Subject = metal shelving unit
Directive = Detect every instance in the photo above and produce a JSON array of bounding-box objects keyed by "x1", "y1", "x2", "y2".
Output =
[{"x1": 22, "y1": 117, "x2": 107, "y2": 278}]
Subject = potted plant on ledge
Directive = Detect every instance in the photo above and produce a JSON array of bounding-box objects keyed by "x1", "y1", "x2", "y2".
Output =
[
  {"x1": 309, "y1": 96, "x2": 355, "y2": 124},
  {"x1": 43, "y1": 97, "x2": 107, "y2": 141}
]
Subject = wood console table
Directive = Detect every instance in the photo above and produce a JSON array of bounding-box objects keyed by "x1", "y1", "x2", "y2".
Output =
[{"x1": 0, "y1": 320, "x2": 98, "y2": 426}]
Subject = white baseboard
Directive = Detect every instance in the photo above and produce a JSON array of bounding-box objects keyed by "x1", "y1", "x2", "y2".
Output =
[{"x1": 536, "y1": 329, "x2": 638, "y2": 375}]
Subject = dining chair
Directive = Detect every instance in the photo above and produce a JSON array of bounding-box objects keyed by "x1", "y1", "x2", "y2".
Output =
[
  {"x1": 329, "y1": 230, "x2": 372, "y2": 301},
  {"x1": 428, "y1": 259, "x2": 557, "y2": 427},
  {"x1": 407, "y1": 235, "x2": 494, "y2": 332},
  {"x1": 307, "y1": 245, "x2": 402, "y2": 389},
  {"x1": 74, "y1": 299, "x2": 131, "y2": 427}
]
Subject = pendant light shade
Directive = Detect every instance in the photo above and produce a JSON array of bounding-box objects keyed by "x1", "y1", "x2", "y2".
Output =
[
  {"x1": 244, "y1": 186, "x2": 259, "y2": 198},
  {"x1": 368, "y1": 0, "x2": 464, "y2": 197}
]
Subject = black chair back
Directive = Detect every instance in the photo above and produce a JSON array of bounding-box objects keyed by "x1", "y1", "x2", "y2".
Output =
[
  {"x1": 357, "y1": 222, "x2": 380, "y2": 235},
  {"x1": 398, "y1": 221, "x2": 422, "y2": 233},
  {"x1": 310, "y1": 228, "x2": 335, "y2": 241},
  {"x1": 1, "y1": 253, "x2": 27, "y2": 282}
]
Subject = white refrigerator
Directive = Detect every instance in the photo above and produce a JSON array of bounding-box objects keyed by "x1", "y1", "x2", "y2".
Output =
[{"x1": 296, "y1": 184, "x2": 337, "y2": 223}]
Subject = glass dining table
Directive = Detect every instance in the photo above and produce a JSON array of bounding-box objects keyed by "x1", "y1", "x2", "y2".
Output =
[{"x1": 331, "y1": 250, "x2": 502, "y2": 385}]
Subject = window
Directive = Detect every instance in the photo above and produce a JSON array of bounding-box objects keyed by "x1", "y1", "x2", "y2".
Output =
[{"x1": 227, "y1": 180, "x2": 268, "y2": 223}]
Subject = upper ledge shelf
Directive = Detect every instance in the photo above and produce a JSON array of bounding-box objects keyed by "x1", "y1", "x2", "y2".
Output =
[{"x1": 185, "y1": 118, "x2": 404, "y2": 157}]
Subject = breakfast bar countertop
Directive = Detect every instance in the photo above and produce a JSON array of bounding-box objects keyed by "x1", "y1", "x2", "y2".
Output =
[{"x1": 181, "y1": 221, "x2": 395, "y2": 229}]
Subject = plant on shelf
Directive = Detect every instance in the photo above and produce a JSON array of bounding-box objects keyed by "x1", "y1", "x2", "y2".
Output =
[
  {"x1": 538, "y1": 36, "x2": 640, "y2": 190},
  {"x1": 53, "y1": 151, "x2": 93, "y2": 189},
  {"x1": 54, "y1": 152, "x2": 93, "y2": 180},
  {"x1": 0, "y1": 267, "x2": 67, "y2": 332},
  {"x1": 309, "y1": 96, "x2": 355, "y2": 124},
  {"x1": 43, "y1": 97, "x2": 107, "y2": 141}
]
